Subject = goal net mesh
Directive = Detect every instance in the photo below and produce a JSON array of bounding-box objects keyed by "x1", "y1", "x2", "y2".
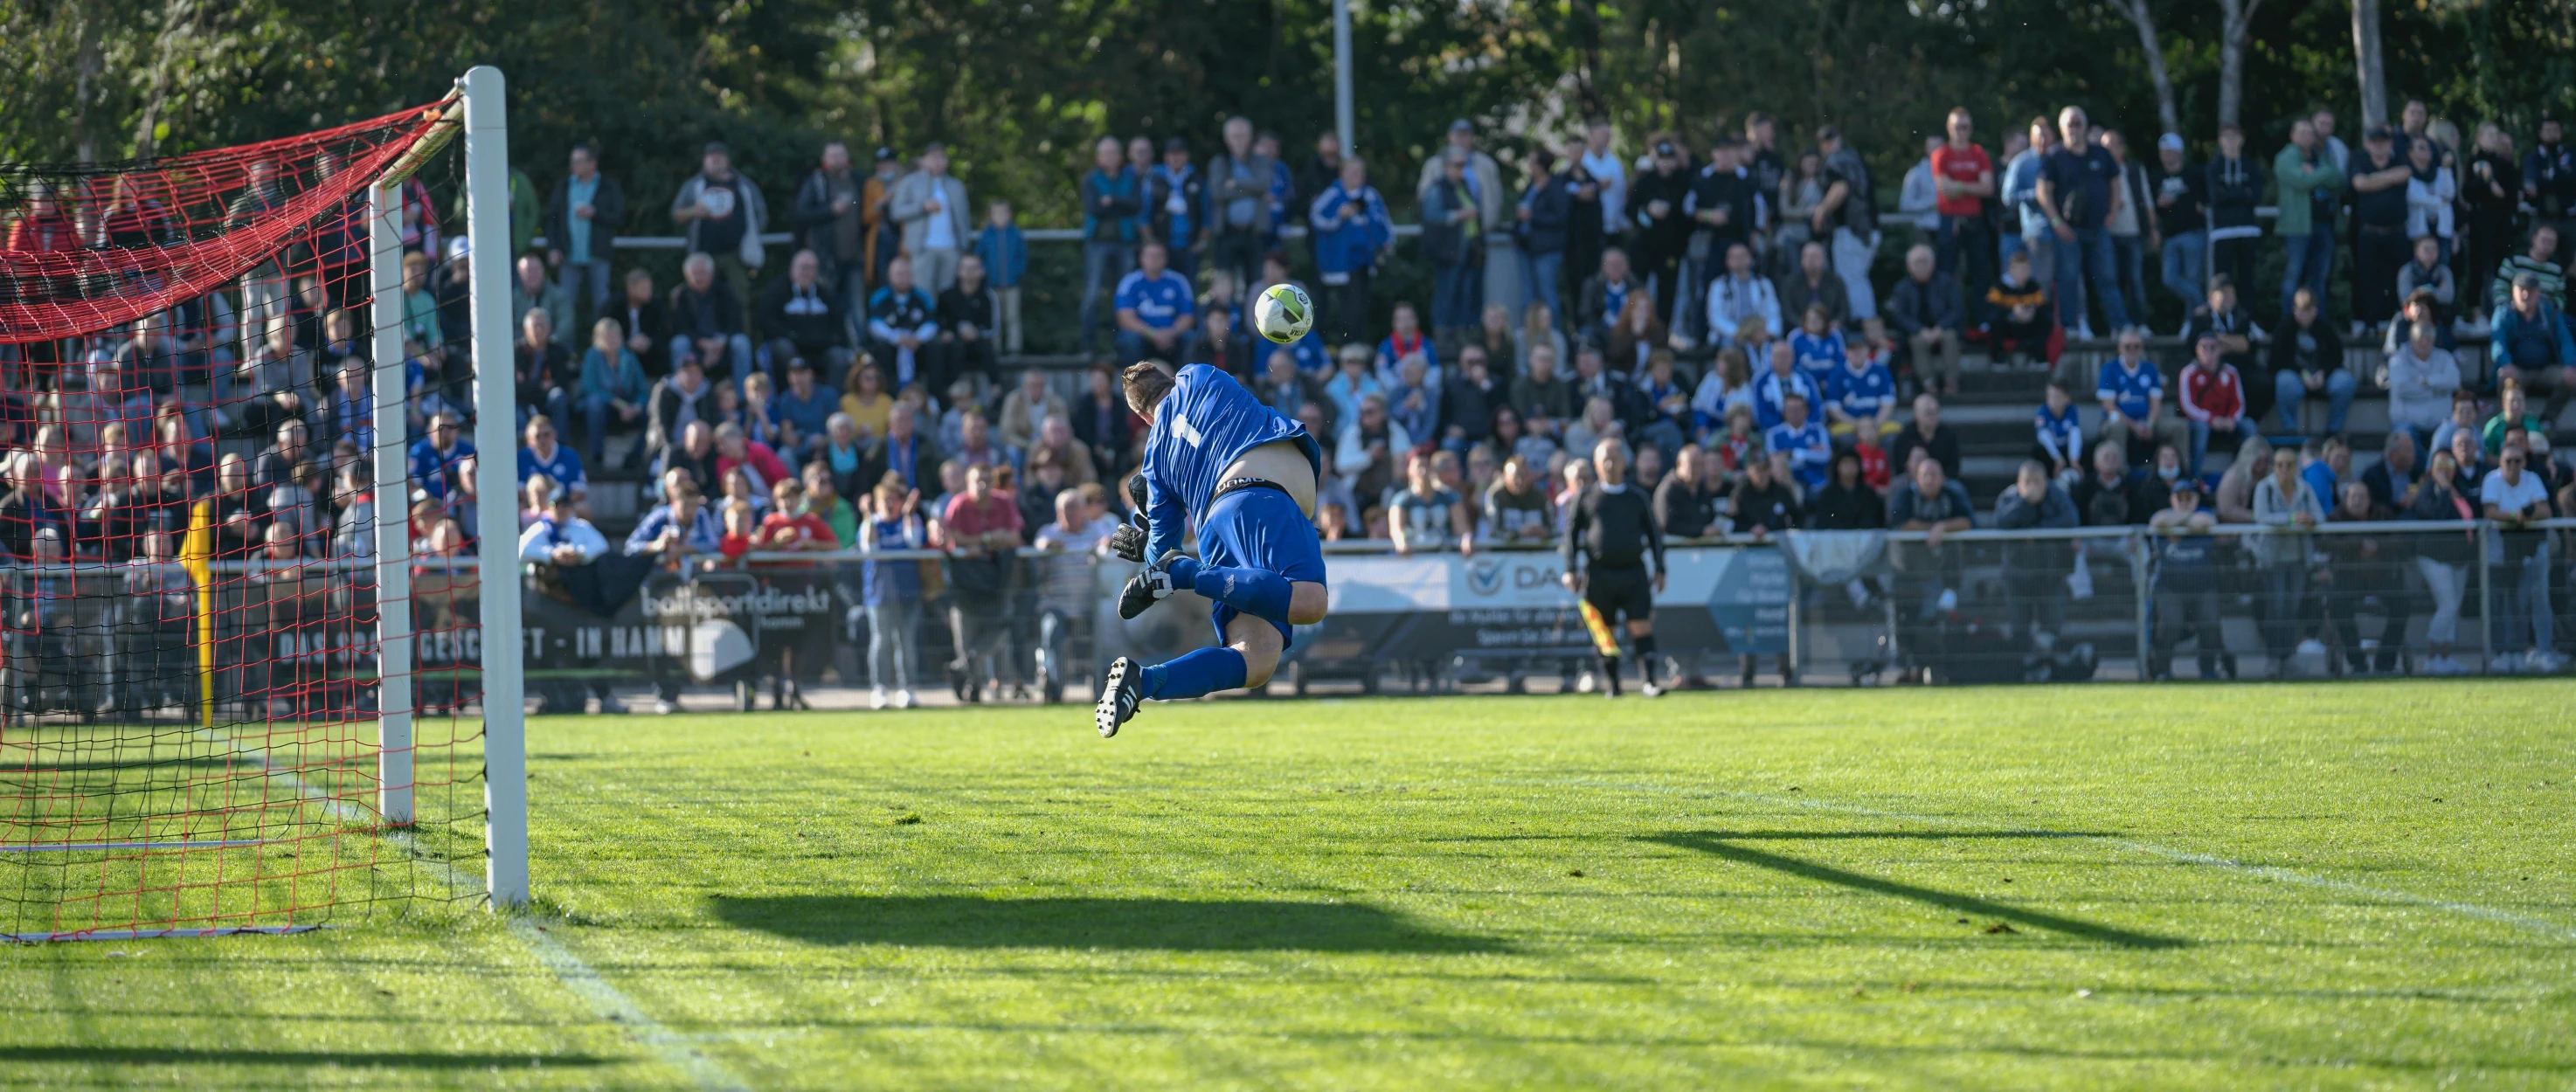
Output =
[{"x1": 0, "y1": 100, "x2": 492, "y2": 939}]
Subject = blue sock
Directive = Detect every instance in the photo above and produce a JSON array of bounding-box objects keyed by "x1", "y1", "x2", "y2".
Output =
[
  {"x1": 1139, "y1": 646, "x2": 1249, "y2": 701},
  {"x1": 1188, "y1": 565, "x2": 1294, "y2": 625}
]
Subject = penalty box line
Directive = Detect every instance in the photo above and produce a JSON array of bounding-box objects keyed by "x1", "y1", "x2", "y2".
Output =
[
  {"x1": 1527, "y1": 777, "x2": 2576, "y2": 944},
  {"x1": 198, "y1": 729, "x2": 752, "y2": 1092}
]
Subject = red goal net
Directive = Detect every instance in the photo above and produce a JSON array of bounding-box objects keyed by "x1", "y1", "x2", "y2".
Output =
[{"x1": 0, "y1": 99, "x2": 495, "y2": 939}]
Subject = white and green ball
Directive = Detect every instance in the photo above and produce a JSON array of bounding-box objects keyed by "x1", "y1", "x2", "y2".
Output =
[{"x1": 1252, "y1": 282, "x2": 1315, "y2": 343}]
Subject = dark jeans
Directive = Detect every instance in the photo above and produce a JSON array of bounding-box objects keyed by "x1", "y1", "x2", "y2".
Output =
[
  {"x1": 1431, "y1": 259, "x2": 1484, "y2": 332},
  {"x1": 1213, "y1": 229, "x2": 1265, "y2": 294},
  {"x1": 2352, "y1": 225, "x2": 2408, "y2": 325},
  {"x1": 2052, "y1": 226, "x2": 2128, "y2": 332},
  {"x1": 2260, "y1": 563, "x2": 2310, "y2": 666},
  {"x1": 1079, "y1": 241, "x2": 1134, "y2": 354},
  {"x1": 2281, "y1": 231, "x2": 2335, "y2": 320},
  {"x1": 2151, "y1": 584, "x2": 2225, "y2": 679},
  {"x1": 2329, "y1": 572, "x2": 2413, "y2": 672},
  {"x1": 1939, "y1": 214, "x2": 1993, "y2": 324},
  {"x1": 2212, "y1": 233, "x2": 2258, "y2": 302},
  {"x1": 1323, "y1": 270, "x2": 1373, "y2": 349},
  {"x1": 2110, "y1": 233, "x2": 2149, "y2": 330}
]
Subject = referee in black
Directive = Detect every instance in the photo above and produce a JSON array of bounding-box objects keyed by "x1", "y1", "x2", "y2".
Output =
[{"x1": 1561, "y1": 438, "x2": 1667, "y2": 698}]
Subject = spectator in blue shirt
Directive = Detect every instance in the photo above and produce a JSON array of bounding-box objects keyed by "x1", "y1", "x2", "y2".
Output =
[
  {"x1": 973, "y1": 198, "x2": 1028, "y2": 355},
  {"x1": 626, "y1": 478, "x2": 722, "y2": 559},
  {"x1": 1751, "y1": 340, "x2": 1822, "y2": 431},
  {"x1": 1309, "y1": 156, "x2": 1394, "y2": 348},
  {"x1": 410, "y1": 411, "x2": 475, "y2": 501},
  {"x1": 1825, "y1": 336, "x2": 1897, "y2": 443},
  {"x1": 1786, "y1": 302, "x2": 1845, "y2": 388},
  {"x1": 1764, "y1": 391, "x2": 1832, "y2": 491},
  {"x1": 1077, "y1": 137, "x2": 1143, "y2": 355},
  {"x1": 1113, "y1": 241, "x2": 1196, "y2": 365},
  {"x1": 2034, "y1": 106, "x2": 2130, "y2": 337},
  {"x1": 1145, "y1": 137, "x2": 1204, "y2": 284},
  {"x1": 2095, "y1": 328, "x2": 2185, "y2": 464},
  {"x1": 577, "y1": 316, "x2": 649, "y2": 466},
  {"x1": 516, "y1": 415, "x2": 585, "y2": 504},
  {"x1": 2032, "y1": 380, "x2": 2085, "y2": 485},
  {"x1": 771, "y1": 356, "x2": 838, "y2": 460},
  {"x1": 2491, "y1": 272, "x2": 2575, "y2": 425}
]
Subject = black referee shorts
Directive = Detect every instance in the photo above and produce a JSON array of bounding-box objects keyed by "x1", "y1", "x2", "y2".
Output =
[{"x1": 1582, "y1": 564, "x2": 1653, "y2": 624}]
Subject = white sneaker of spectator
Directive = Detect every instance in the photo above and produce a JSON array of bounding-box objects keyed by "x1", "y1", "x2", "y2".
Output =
[
  {"x1": 654, "y1": 698, "x2": 679, "y2": 715},
  {"x1": 871, "y1": 686, "x2": 890, "y2": 710},
  {"x1": 2296, "y1": 638, "x2": 2327, "y2": 657},
  {"x1": 2490, "y1": 653, "x2": 2521, "y2": 674},
  {"x1": 598, "y1": 694, "x2": 628, "y2": 714},
  {"x1": 2525, "y1": 650, "x2": 2565, "y2": 674},
  {"x1": 896, "y1": 688, "x2": 918, "y2": 709}
]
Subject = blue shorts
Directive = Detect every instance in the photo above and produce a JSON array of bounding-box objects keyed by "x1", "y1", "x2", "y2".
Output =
[{"x1": 1197, "y1": 486, "x2": 1326, "y2": 645}]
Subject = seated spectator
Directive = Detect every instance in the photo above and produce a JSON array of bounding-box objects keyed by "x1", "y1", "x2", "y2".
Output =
[
  {"x1": 1324, "y1": 342, "x2": 1387, "y2": 429},
  {"x1": 1016, "y1": 448, "x2": 1071, "y2": 532},
  {"x1": 1188, "y1": 307, "x2": 1258, "y2": 383},
  {"x1": 517, "y1": 487, "x2": 608, "y2": 568},
  {"x1": 627, "y1": 479, "x2": 722, "y2": 561},
  {"x1": 511, "y1": 253, "x2": 572, "y2": 348},
  {"x1": 758, "y1": 249, "x2": 853, "y2": 385},
  {"x1": 866, "y1": 256, "x2": 940, "y2": 390},
  {"x1": 1605, "y1": 293, "x2": 1668, "y2": 377},
  {"x1": 1388, "y1": 451, "x2": 1471, "y2": 556},
  {"x1": 2131, "y1": 442, "x2": 2184, "y2": 517},
  {"x1": 1514, "y1": 302, "x2": 1569, "y2": 380},
  {"x1": 250, "y1": 417, "x2": 322, "y2": 497},
  {"x1": 1437, "y1": 346, "x2": 1501, "y2": 454},
  {"x1": 1509, "y1": 344, "x2": 1576, "y2": 440},
  {"x1": 1113, "y1": 242, "x2": 1197, "y2": 366},
  {"x1": 1785, "y1": 303, "x2": 1844, "y2": 389},
  {"x1": 2268, "y1": 288, "x2": 2352, "y2": 435},
  {"x1": 2146, "y1": 480, "x2": 2227, "y2": 680},
  {"x1": 1889, "y1": 392, "x2": 1961, "y2": 481},
  {"x1": 1728, "y1": 453, "x2": 1800, "y2": 540},
  {"x1": 573, "y1": 317, "x2": 649, "y2": 466},
  {"x1": 2175, "y1": 329, "x2": 2247, "y2": 479},
  {"x1": 1853, "y1": 425, "x2": 1892, "y2": 491},
  {"x1": 2383, "y1": 317, "x2": 2462, "y2": 445},
  {"x1": 1335, "y1": 392, "x2": 1409, "y2": 505},
  {"x1": 2070, "y1": 439, "x2": 2135, "y2": 526},
  {"x1": 836, "y1": 363, "x2": 895, "y2": 444},
  {"x1": 756, "y1": 477, "x2": 841, "y2": 552},
  {"x1": 1984, "y1": 248, "x2": 2053, "y2": 369},
  {"x1": 2488, "y1": 224, "x2": 2563, "y2": 314},
  {"x1": 2483, "y1": 379, "x2": 2552, "y2": 457},
  {"x1": 1562, "y1": 396, "x2": 1622, "y2": 460},
  {"x1": 406, "y1": 411, "x2": 474, "y2": 504},
  {"x1": 1826, "y1": 336, "x2": 1898, "y2": 445},
  {"x1": 1489, "y1": 404, "x2": 1555, "y2": 472},
  {"x1": 1650, "y1": 444, "x2": 1722, "y2": 537},
  {"x1": 2032, "y1": 381, "x2": 2083, "y2": 485},
  {"x1": 2428, "y1": 388, "x2": 2481, "y2": 465},
  {"x1": 1386, "y1": 354, "x2": 1441, "y2": 446},
  {"x1": 2182, "y1": 275, "x2": 2262, "y2": 416},
  {"x1": 516, "y1": 415, "x2": 585, "y2": 502},
  {"x1": 771, "y1": 356, "x2": 838, "y2": 460},
  {"x1": 1750, "y1": 340, "x2": 1823, "y2": 431},
  {"x1": 242, "y1": 316, "x2": 314, "y2": 410},
  {"x1": 2302, "y1": 436, "x2": 2352, "y2": 513},
  {"x1": 646, "y1": 356, "x2": 716, "y2": 467},
  {"x1": 2482, "y1": 442, "x2": 2561, "y2": 672},
  {"x1": 939, "y1": 253, "x2": 1001, "y2": 390},
  {"x1": 2379, "y1": 287, "x2": 2456, "y2": 356},
  {"x1": 1635, "y1": 350, "x2": 1692, "y2": 453},
  {"x1": 1992, "y1": 459, "x2": 2078, "y2": 649},
  {"x1": 2359, "y1": 429, "x2": 2422, "y2": 512},
  {"x1": 668, "y1": 252, "x2": 751, "y2": 380},
  {"x1": 1806, "y1": 448, "x2": 1885, "y2": 530},
  {"x1": 1778, "y1": 240, "x2": 1849, "y2": 331},
  {"x1": 2251, "y1": 446, "x2": 2325, "y2": 674},
  {"x1": 713, "y1": 420, "x2": 793, "y2": 495},
  {"x1": 1884, "y1": 242, "x2": 1964, "y2": 397},
  {"x1": 618, "y1": 267, "x2": 671, "y2": 379},
  {"x1": 1479, "y1": 453, "x2": 1553, "y2": 543},
  {"x1": 1024, "y1": 415, "x2": 1099, "y2": 487},
  {"x1": 1702, "y1": 241, "x2": 1782, "y2": 354},
  {"x1": 1375, "y1": 301, "x2": 1439, "y2": 382},
  {"x1": 950, "y1": 411, "x2": 1019, "y2": 475},
  {"x1": 1764, "y1": 392, "x2": 1831, "y2": 493},
  {"x1": 1690, "y1": 347, "x2": 1754, "y2": 439},
  {"x1": 995, "y1": 369, "x2": 1065, "y2": 453},
  {"x1": 1574, "y1": 247, "x2": 1648, "y2": 342},
  {"x1": 869, "y1": 402, "x2": 938, "y2": 491},
  {"x1": 2447, "y1": 425, "x2": 2492, "y2": 493},
  {"x1": 2395, "y1": 235, "x2": 2455, "y2": 327}
]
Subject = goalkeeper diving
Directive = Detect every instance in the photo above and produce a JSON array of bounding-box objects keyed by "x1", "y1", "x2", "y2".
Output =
[{"x1": 1096, "y1": 362, "x2": 1329, "y2": 736}]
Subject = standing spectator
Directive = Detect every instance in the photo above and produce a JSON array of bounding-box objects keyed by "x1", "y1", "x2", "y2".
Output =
[
  {"x1": 866, "y1": 257, "x2": 940, "y2": 390},
  {"x1": 2491, "y1": 273, "x2": 2575, "y2": 424},
  {"x1": 2404, "y1": 134, "x2": 2457, "y2": 271},
  {"x1": 2095, "y1": 328, "x2": 2185, "y2": 463},
  {"x1": 1575, "y1": 248, "x2": 1650, "y2": 342},
  {"x1": 1113, "y1": 242, "x2": 1197, "y2": 365},
  {"x1": 2146, "y1": 481, "x2": 2227, "y2": 679},
  {"x1": 577, "y1": 317, "x2": 649, "y2": 466},
  {"x1": 2101, "y1": 129, "x2": 2153, "y2": 332},
  {"x1": 2033, "y1": 106, "x2": 2127, "y2": 337},
  {"x1": 1077, "y1": 136, "x2": 1143, "y2": 355},
  {"x1": 2206, "y1": 126, "x2": 2265, "y2": 297},
  {"x1": 2272, "y1": 120, "x2": 2344, "y2": 323},
  {"x1": 2268, "y1": 288, "x2": 2351, "y2": 434},
  {"x1": 2349, "y1": 127, "x2": 2415, "y2": 332},
  {"x1": 792, "y1": 142, "x2": 869, "y2": 315},
  {"x1": 891, "y1": 143, "x2": 972, "y2": 296},
  {"x1": 973, "y1": 199, "x2": 1028, "y2": 355},
  {"x1": 1335, "y1": 392, "x2": 1409, "y2": 506},
  {"x1": 1897, "y1": 134, "x2": 1942, "y2": 243},
  {"x1": 1520, "y1": 146, "x2": 1575, "y2": 323},
  {"x1": 511, "y1": 254, "x2": 572, "y2": 348},
  {"x1": 543, "y1": 144, "x2": 625, "y2": 328},
  {"x1": 1704, "y1": 241, "x2": 1783, "y2": 355},
  {"x1": 1932, "y1": 107, "x2": 1996, "y2": 320},
  {"x1": 513, "y1": 308, "x2": 572, "y2": 429},
  {"x1": 2251, "y1": 446, "x2": 2325, "y2": 675},
  {"x1": 1144, "y1": 138, "x2": 1205, "y2": 284},
  {"x1": 2482, "y1": 443, "x2": 2562, "y2": 672},
  {"x1": 668, "y1": 142, "x2": 767, "y2": 308},
  {"x1": 1208, "y1": 117, "x2": 1279, "y2": 294},
  {"x1": 1887, "y1": 456, "x2": 1975, "y2": 663},
  {"x1": 1413, "y1": 121, "x2": 1515, "y2": 320},
  {"x1": 2177, "y1": 329, "x2": 2248, "y2": 479},
  {"x1": 2149, "y1": 132, "x2": 2210, "y2": 313},
  {"x1": 668, "y1": 252, "x2": 751, "y2": 380},
  {"x1": 934, "y1": 461, "x2": 1022, "y2": 702},
  {"x1": 1422, "y1": 148, "x2": 1488, "y2": 345},
  {"x1": 1294, "y1": 131, "x2": 1346, "y2": 250},
  {"x1": 2526, "y1": 117, "x2": 2576, "y2": 265},
  {"x1": 1028, "y1": 486, "x2": 1110, "y2": 703},
  {"x1": 758, "y1": 249, "x2": 853, "y2": 384},
  {"x1": 1630, "y1": 136, "x2": 1694, "y2": 319},
  {"x1": 1812, "y1": 125, "x2": 1880, "y2": 321},
  {"x1": 2395, "y1": 238, "x2": 2456, "y2": 328},
  {"x1": 1577, "y1": 120, "x2": 1628, "y2": 253},
  {"x1": 997, "y1": 368, "x2": 1066, "y2": 454},
  {"x1": 1309, "y1": 156, "x2": 1394, "y2": 348},
  {"x1": 1778, "y1": 240, "x2": 1851, "y2": 332},
  {"x1": 1884, "y1": 243, "x2": 1963, "y2": 397},
  {"x1": 857, "y1": 474, "x2": 926, "y2": 709},
  {"x1": 938, "y1": 253, "x2": 1001, "y2": 393},
  {"x1": 858, "y1": 148, "x2": 904, "y2": 287},
  {"x1": 2489, "y1": 225, "x2": 2566, "y2": 314},
  {"x1": 1999, "y1": 119, "x2": 2053, "y2": 291},
  {"x1": 1890, "y1": 392, "x2": 1960, "y2": 480},
  {"x1": 2406, "y1": 449, "x2": 2479, "y2": 674},
  {"x1": 2462, "y1": 123, "x2": 2523, "y2": 320},
  {"x1": 1992, "y1": 460, "x2": 2079, "y2": 653}
]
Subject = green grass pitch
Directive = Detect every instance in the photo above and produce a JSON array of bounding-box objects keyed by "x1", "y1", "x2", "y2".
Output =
[{"x1": 3, "y1": 681, "x2": 2573, "y2": 1089}]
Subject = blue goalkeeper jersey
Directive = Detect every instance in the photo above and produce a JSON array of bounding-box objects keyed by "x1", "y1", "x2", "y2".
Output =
[{"x1": 1140, "y1": 363, "x2": 1323, "y2": 561}]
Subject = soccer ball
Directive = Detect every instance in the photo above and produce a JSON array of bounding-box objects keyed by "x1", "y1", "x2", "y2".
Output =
[{"x1": 1252, "y1": 283, "x2": 1314, "y2": 343}]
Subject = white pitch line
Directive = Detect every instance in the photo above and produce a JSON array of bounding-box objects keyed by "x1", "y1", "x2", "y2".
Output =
[
  {"x1": 199, "y1": 729, "x2": 752, "y2": 1091},
  {"x1": 1527, "y1": 777, "x2": 2576, "y2": 943}
]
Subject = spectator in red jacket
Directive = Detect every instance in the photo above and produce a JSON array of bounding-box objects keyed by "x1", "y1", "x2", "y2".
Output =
[
  {"x1": 713, "y1": 420, "x2": 793, "y2": 494},
  {"x1": 2175, "y1": 330, "x2": 2246, "y2": 479}
]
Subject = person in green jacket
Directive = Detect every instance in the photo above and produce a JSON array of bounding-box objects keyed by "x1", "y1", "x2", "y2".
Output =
[{"x1": 2274, "y1": 119, "x2": 2346, "y2": 322}]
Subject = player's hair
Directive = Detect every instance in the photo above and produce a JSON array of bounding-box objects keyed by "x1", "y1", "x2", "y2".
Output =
[{"x1": 1121, "y1": 362, "x2": 1175, "y2": 414}]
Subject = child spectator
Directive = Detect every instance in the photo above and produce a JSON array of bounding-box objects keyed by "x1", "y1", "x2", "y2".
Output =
[
  {"x1": 857, "y1": 474, "x2": 926, "y2": 708},
  {"x1": 1984, "y1": 249, "x2": 2053, "y2": 369},
  {"x1": 973, "y1": 199, "x2": 1028, "y2": 354},
  {"x1": 2032, "y1": 381, "x2": 2083, "y2": 487}
]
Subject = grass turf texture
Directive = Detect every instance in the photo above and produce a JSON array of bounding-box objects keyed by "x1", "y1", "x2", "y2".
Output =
[{"x1": 3, "y1": 681, "x2": 2573, "y2": 1089}]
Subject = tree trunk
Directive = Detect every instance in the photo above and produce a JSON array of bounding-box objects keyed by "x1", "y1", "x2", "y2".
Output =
[
  {"x1": 2351, "y1": 0, "x2": 2387, "y2": 129},
  {"x1": 2215, "y1": 0, "x2": 2265, "y2": 132},
  {"x1": 131, "y1": 0, "x2": 195, "y2": 162},
  {"x1": 2113, "y1": 0, "x2": 2179, "y2": 137},
  {"x1": 72, "y1": 7, "x2": 104, "y2": 166}
]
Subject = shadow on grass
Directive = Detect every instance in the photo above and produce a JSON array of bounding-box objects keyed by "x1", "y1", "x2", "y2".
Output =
[
  {"x1": 1641, "y1": 831, "x2": 2186, "y2": 950},
  {"x1": 709, "y1": 895, "x2": 1509, "y2": 954},
  {"x1": 0, "y1": 1047, "x2": 610, "y2": 1068}
]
